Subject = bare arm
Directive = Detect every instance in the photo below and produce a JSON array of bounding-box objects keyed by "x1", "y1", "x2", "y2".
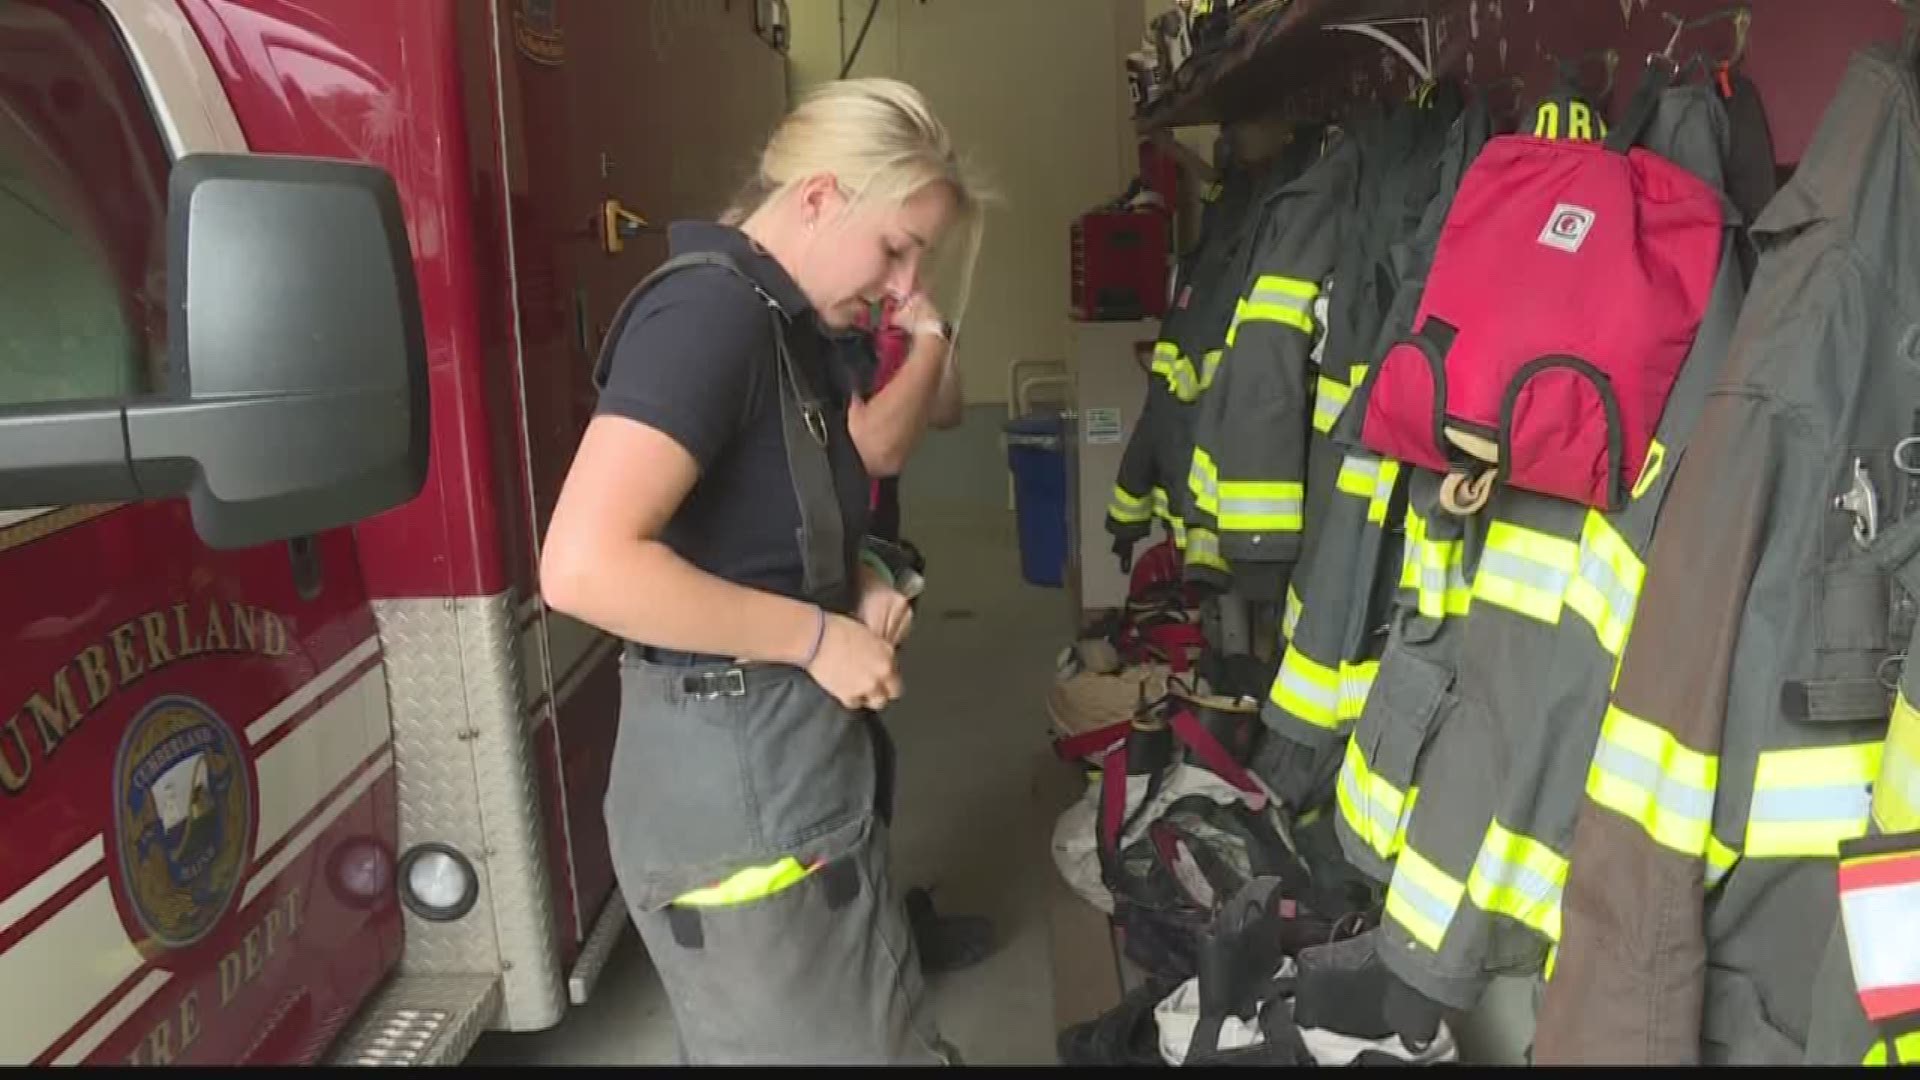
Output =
[
  {"x1": 847, "y1": 328, "x2": 959, "y2": 476},
  {"x1": 540, "y1": 414, "x2": 824, "y2": 663}
]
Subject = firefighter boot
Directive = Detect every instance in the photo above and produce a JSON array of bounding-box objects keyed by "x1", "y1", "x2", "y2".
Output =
[{"x1": 905, "y1": 886, "x2": 996, "y2": 976}]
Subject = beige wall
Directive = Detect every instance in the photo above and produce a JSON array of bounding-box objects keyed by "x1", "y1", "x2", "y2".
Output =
[{"x1": 788, "y1": 0, "x2": 1145, "y2": 405}]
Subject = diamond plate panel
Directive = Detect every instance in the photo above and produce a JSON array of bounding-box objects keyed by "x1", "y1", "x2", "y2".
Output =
[
  {"x1": 325, "y1": 974, "x2": 502, "y2": 1066},
  {"x1": 373, "y1": 595, "x2": 565, "y2": 1032}
]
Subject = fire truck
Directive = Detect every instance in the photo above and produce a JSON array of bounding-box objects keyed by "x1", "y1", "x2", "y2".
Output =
[{"x1": 0, "y1": 0, "x2": 788, "y2": 1065}]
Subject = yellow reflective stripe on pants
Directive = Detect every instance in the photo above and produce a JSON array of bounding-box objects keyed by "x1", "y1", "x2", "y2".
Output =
[
  {"x1": 1401, "y1": 508, "x2": 1471, "y2": 619},
  {"x1": 1217, "y1": 481, "x2": 1305, "y2": 533},
  {"x1": 1108, "y1": 484, "x2": 1153, "y2": 524},
  {"x1": 1876, "y1": 690, "x2": 1920, "y2": 833},
  {"x1": 1866, "y1": 1030, "x2": 1920, "y2": 1065},
  {"x1": 1188, "y1": 448, "x2": 1221, "y2": 516},
  {"x1": 674, "y1": 856, "x2": 819, "y2": 907},
  {"x1": 1338, "y1": 736, "x2": 1417, "y2": 861},
  {"x1": 1385, "y1": 844, "x2": 1466, "y2": 953},
  {"x1": 1314, "y1": 364, "x2": 1368, "y2": 435},
  {"x1": 1586, "y1": 703, "x2": 1719, "y2": 859},
  {"x1": 1475, "y1": 521, "x2": 1576, "y2": 625},
  {"x1": 1185, "y1": 526, "x2": 1229, "y2": 574},
  {"x1": 1746, "y1": 742, "x2": 1880, "y2": 858},
  {"x1": 1564, "y1": 512, "x2": 1646, "y2": 658},
  {"x1": 1466, "y1": 819, "x2": 1568, "y2": 943}
]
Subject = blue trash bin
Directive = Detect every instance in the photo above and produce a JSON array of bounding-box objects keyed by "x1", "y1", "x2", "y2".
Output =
[{"x1": 1005, "y1": 412, "x2": 1069, "y2": 588}]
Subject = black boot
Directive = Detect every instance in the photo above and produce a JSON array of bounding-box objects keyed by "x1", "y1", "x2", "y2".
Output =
[{"x1": 906, "y1": 887, "x2": 997, "y2": 976}]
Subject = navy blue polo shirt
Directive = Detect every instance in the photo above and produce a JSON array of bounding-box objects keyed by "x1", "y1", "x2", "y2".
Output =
[{"x1": 594, "y1": 222, "x2": 872, "y2": 606}]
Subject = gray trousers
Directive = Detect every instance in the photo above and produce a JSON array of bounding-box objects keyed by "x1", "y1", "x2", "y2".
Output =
[{"x1": 605, "y1": 653, "x2": 951, "y2": 1065}]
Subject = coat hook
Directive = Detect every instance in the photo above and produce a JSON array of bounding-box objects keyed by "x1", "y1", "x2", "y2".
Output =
[
  {"x1": 1659, "y1": 5, "x2": 1751, "y2": 67},
  {"x1": 1546, "y1": 46, "x2": 1620, "y2": 98}
]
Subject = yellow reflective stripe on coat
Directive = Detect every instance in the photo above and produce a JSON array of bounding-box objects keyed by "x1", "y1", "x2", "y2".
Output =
[
  {"x1": 1336, "y1": 452, "x2": 1401, "y2": 525},
  {"x1": 1283, "y1": 584, "x2": 1304, "y2": 643},
  {"x1": 1401, "y1": 508, "x2": 1471, "y2": 619},
  {"x1": 1475, "y1": 521, "x2": 1577, "y2": 624},
  {"x1": 1108, "y1": 484, "x2": 1153, "y2": 524},
  {"x1": 1875, "y1": 690, "x2": 1920, "y2": 834},
  {"x1": 1237, "y1": 274, "x2": 1319, "y2": 336},
  {"x1": 1467, "y1": 819, "x2": 1568, "y2": 943},
  {"x1": 1151, "y1": 486, "x2": 1188, "y2": 549},
  {"x1": 1188, "y1": 448, "x2": 1221, "y2": 515},
  {"x1": 1705, "y1": 834, "x2": 1740, "y2": 890},
  {"x1": 1271, "y1": 644, "x2": 1340, "y2": 730},
  {"x1": 1865, "y1": 1030, "x2": 1920, "y2": 1065},
  {"x1": 1587, "y1": 703, "x2": 1720, "y2": 859},
  {"x1": 1564, "y1": 513, "x2": 1646, "y2": 658},
  {"x1": 1314, "y1": 365, "x2": 1368, "y2": 434},
  {"x1": 1476, "y1": 513, "x2": 1646, "y2": 660},
  {"x1": 1153, "y1": 340, "x2": 1203, "y2": 402},
  {"x1": 1746, "y1": 742, "x2": 1880, "y2": 858},
  {"x1": 1185, "y1": 526, "x2": 1230, "y2": 575},
  {"x1": 1385, "y1": 844, "x2": 1466, "y2": 953},
  {"x1": 1217, "y1": 481, "x2": 1305, "y2": 533},
  {"x1": 1269, "y1": 649, "x2": 1373, "y2": 732},
  {"x1": 1632, "y1": 438, "x2": 1668, "y2": 500},
  {"x1": 674, "y1": 856, "x2": 819, "y2": 907},
  {"x1": 1338, "y1": 736, "x2": 1417, "y2": 861}
]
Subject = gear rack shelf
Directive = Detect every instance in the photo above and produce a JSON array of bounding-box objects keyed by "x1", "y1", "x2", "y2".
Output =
[{"x1": 1134, "y1": 0, "x2": 1432, "y2": 133}]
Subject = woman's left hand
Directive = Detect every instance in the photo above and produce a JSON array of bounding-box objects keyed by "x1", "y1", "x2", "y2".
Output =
[{"x1": 857, "y1": 578, "x2": 915, "y2": 647}]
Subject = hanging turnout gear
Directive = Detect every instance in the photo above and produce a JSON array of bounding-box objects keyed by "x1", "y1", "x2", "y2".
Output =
[
  {"x1": 1256, "y1": 86, "x2": 1486, "y2": 813},
  {"x1": 1180, "y1": 127, "x2": 1358, "y2": 595},
  {"x1": 1327, "y1": 72, "x2": 1757, "y2": 1017},
  {"x1": 1108, "y1": 161, "x2": 1265, "y2": 567},
  {"x1": 1534, "y1": 42, "x2": 1920, "y2": 1064},
  {"x1": 1804, "y1": 632, "x2": 1920, "y2": 1067},
  {"x1": 1357, "y1": 65, "x2": 1726, "y2": 516}
]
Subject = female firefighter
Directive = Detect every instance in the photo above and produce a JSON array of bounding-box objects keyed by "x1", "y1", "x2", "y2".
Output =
[{"x1": 539, "y1": 78, "x2": 985, "y2": 1064}]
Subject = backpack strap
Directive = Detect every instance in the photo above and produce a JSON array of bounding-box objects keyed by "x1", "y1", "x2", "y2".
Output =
[
  {"x1": 591, "y1": 251, "x2": 849, "y2": 611},
  {"x1": 1603, "y1": 59, "x2": 1679, "y2": 154}
]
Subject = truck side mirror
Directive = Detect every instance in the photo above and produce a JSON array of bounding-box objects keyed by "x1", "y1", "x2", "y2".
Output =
[{"x1": 0, "y1": 153, "x2": 430, "y2": 549}]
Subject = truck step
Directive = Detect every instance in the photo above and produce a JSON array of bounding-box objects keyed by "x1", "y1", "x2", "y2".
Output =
[
  {"x1": 569, "y1": 886, "x2": 631, "y2": 1006},
  {"x1": 327, "y1": 974, "x2": 501, "y2": 1067}
]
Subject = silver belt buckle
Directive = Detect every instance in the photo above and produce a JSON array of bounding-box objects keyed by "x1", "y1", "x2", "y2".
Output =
[{"x1": 687, "y1": 669, "x2": 747, "y2": 700}]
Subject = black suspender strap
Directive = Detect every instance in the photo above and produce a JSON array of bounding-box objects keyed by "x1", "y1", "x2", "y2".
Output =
[{"x1": 592, "y1": 251, "x2": 849, "y2": 613}]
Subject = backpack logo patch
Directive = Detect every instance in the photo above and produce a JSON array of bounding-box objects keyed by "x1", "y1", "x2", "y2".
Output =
[{"x1": 1539, "y1": 204, "x2": 1597, "y2": 253}]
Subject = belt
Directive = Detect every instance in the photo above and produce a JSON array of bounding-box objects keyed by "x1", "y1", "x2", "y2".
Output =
[
  {"x1": 625, "y1": 643, "x2": 733, "y2": 667},
  {"x1": 625, "y1": 643, "x2": 753, "y2": 700}
]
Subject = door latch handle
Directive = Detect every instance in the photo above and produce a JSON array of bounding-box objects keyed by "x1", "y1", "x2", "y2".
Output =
[
  {"x1": 600, "y1": 198, "x2": 652, "y2": 255},
  {"x1": 288, "y1": 535, "x2": 323, "y2": 602}
]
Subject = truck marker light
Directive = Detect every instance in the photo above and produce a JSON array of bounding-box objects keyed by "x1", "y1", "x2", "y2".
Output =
[{"x1": 398, "y1": 843, "x2": 478, "y2": 922}]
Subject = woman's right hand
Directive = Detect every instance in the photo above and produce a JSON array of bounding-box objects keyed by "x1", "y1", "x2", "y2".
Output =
[{"x1": 806, "y1": 612, "x2": 903, "y2": 711}]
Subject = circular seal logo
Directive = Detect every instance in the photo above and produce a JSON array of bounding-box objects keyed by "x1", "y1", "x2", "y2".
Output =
[{"x1": 112, "y1": 695, "x2": 254, "y2": 951}]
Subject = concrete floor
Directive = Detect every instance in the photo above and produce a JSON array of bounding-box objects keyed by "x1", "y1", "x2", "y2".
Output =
[{"x1": 469, "y1": 407, "x2": 1080, "y2": 1066}]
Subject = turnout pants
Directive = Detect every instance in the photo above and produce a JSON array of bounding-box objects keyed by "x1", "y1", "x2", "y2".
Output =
[{"x1": 605, "y1": 652, "x2": 949, "y2": 1065}]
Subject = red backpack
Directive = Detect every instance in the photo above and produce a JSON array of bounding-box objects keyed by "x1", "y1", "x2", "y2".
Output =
[{"x1": 1356, "y1": 66, "x2": 1725, "y2": 514}]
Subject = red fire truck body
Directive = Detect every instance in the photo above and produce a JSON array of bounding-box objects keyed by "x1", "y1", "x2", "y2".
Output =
[{"x1": 0, "y1": 0, "x2": 787, "y2": 1064}]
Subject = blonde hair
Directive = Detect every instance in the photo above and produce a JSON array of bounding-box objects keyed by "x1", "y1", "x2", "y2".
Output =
[{"x1": 724, "y1": 77, "x2": 990, "y2": 331}]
